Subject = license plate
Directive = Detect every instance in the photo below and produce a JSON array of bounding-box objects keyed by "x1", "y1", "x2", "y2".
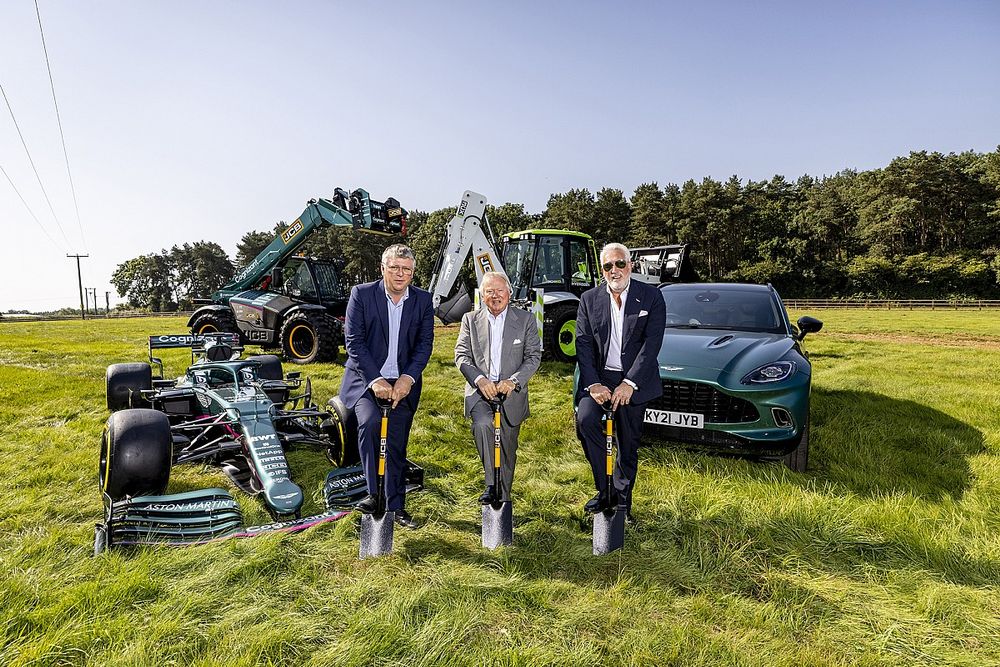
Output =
[{"x1": 644, "y1": 408, "x2": 704, "y2": 429}]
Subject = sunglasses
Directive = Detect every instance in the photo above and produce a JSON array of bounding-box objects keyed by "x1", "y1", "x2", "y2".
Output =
[{"x1": 602, "y1": 259, "x2": 628, "y2": 272}]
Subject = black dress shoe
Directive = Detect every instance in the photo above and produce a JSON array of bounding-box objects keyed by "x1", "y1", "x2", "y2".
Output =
[
  {"x1": 479, "y1": 487, "x2": 495, "y2": 505},
  {"x1": 394, "y1": 509, "x2": 418, "y2": 529},
  {"x1": 356, "y1": 495, "x2": 378, "y2": 514},
  {"x1": 584, "y1": 493, "x2": 606, "y2": 514}
]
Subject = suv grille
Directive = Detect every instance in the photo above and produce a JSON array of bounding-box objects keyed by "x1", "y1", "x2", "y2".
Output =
[{"x1": 651, "y1": 380, "x2": 759, "y2": 423}]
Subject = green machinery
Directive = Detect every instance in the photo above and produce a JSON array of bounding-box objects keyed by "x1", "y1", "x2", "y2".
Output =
[{"x1": 188, "y1": 188, "x2": 405, "y2": 363}]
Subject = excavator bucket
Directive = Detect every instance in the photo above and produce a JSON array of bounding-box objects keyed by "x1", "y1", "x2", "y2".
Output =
[{"x1": 435, "y1": 288, "x2": 474, "y2": 324}]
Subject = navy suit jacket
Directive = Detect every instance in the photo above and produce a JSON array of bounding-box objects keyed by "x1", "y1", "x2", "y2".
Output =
[
  {"x1": 575, "y1": 279, "x2": 666, "y2": 405},
  {"x1": 339, "y1": 280, "x2": 435, "y2": 410}
]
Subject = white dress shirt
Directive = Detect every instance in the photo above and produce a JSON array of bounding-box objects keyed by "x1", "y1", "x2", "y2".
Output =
[
  {"x1": 473, "y1": 307, "x2": 508, "y2": 384},
  {"x1": 486, "y1": 307, "x2": 507, "y2": 381},
  {"x1": 605, "y1": 281, "x2": 629, "y2": 372}
]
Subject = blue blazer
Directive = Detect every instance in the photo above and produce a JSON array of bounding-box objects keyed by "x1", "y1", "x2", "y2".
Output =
[
  {"x1": 339, "y1": 280, "x2": 435, "y2": 410},
  {"x1": 575, "y1": 279, "x2": 666, "y2": 405}
]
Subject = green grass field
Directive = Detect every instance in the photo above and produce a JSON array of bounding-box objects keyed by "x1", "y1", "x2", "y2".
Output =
[{"x1": 2, "y1": 311, "x2": 999, "y2": 666}]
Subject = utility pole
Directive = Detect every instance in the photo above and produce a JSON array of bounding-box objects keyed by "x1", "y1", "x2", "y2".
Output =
[
  {"x1": 90, "y1": 288, "x2": 98, "y2": 315},
  {"x1": 67, "y1": 254, "x2": 88, "y2": 320},
  {"x1": 105, "y1": 291, "x2": 110, "y2": 316}
]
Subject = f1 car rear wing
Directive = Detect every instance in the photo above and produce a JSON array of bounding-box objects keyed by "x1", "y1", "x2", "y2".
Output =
[{"x1": 148, "y1": 333, "x2": 243, "y2": 377}]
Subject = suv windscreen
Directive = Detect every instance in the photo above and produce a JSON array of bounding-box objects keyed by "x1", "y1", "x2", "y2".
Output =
[{"x1": 660, "y1": 287, "x2": 785, "y2": 333}]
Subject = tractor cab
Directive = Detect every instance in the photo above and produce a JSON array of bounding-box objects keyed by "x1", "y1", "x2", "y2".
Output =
[
  {"x1": 499, "y1": 230, "x2": 599, "y2": 302},
  {"x1": 260, "y1": 256, "x2": 349, "y2": 317}
]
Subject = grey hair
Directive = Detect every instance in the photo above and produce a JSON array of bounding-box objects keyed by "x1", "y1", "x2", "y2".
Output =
[
  {"x1": 381, "y1": 243, "x2": 416, "y2": 268},
  {"x1": 479, "y1": 271, "x2": 511, "y2": 292},
  {"x1": 600, "y1": 242, "x2": 630, "y2": 263}
]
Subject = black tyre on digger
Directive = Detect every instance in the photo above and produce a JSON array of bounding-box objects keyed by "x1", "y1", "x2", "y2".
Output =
[
  {"x1": 544, "y1": 302, "x2": 579, "y2": 363},
  {"x1": 190, "y1": 310, "x2": 239, "y2": 337},
  {"x1": 280, "y1": 310, "x2": 340, "y2": 364}
]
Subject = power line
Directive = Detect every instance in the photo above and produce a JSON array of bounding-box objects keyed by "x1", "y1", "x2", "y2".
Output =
[
  {"x1": 35, "y1": 0, "x2": 87, "y2": 252},
  {"x1": 0, "y1": 162, "x2": 67, "y2": 251},
  {"x1": 0, "y1": 80, "x2": 73, "y2": 249}
]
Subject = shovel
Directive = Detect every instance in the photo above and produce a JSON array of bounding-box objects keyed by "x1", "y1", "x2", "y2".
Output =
[
  {"x1": 360, "y1": 397, "x2": 395, "y2": 559},
  {"x1": 482, "y1": 393, "x2": 512, "y2": 549},
  {"x1": 593, "y1": 402, "x2": 625, "y2": 555}
]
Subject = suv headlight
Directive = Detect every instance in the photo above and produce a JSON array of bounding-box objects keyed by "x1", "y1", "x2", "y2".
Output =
[{"x1": 741, "y1": 361, "x2": 796, "y2": 384}]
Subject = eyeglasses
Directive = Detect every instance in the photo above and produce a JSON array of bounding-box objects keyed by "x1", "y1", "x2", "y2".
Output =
[
  {"x1": 602, "y1": 259, "x2": 628, "y2": 272},
  {"x1": 385, "y1": 264, "x2": 413, "y2": 275}
]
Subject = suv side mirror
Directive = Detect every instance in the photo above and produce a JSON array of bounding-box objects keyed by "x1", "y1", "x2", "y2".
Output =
[{"x1": 796, "y1": 315, "x2": 823, "y2": 340}]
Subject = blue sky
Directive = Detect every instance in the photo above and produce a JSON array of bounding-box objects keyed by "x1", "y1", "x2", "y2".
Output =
[{"x1": 1, "y1": 1, "x2": 997, "y2": 310}]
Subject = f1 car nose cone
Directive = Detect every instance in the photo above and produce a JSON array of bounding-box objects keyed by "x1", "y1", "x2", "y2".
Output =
[{"x1": 266, "y1": 480, "x2": 304, "y2": 514}]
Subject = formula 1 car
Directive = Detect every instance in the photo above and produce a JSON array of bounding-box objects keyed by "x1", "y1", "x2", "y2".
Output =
[{"x1": 95, "y1": 333, "x2": 422, "y2": 553}]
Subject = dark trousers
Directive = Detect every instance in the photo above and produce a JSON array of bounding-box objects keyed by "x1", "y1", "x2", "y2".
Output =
[
  {"x1": 355, "y1": 392, "x2": 414, "y2": 512},
  {"x1": 576, "y1": 369, "x2": 645, "y2": 510},
  {"x1": 470, "y1": 400, "x2": 520, "y2": 502}
]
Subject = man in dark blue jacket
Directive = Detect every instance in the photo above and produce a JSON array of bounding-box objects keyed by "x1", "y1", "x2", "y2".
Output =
[
  {"x1": 575, "y1": 242, "x2": 666, "y2": 524},
  {"x1": 340, "y1": 244, "x2": 434, "y2": 529}
]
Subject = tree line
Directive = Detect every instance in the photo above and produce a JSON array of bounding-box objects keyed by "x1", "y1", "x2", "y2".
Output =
[{"x1": 111, "y1": 147, "x2": 1000, "y2": 310}]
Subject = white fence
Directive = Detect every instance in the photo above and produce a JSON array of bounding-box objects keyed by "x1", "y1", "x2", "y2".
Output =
[{"x1": 784, "y1": 299, "x2": 1000, "y2": 310}]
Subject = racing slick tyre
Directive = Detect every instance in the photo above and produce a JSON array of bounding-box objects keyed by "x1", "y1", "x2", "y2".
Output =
[
  {"x1": 190, "y1": 310, "x2": 239, "y2": 336},
  {"x1": 324, "y1": 396, "x2": 360, "y2": 467},
  {"x1": 106, "y1": 363, "x2": 152, "y2": 411},
  {"x1": 782, "y1": 419, "x2": 809, "y2": 473},
  {"x1": 100, "y1": 409, "x2": 172, "y2": 501},
  {"x1": 280, "y1": 311, "x2": 339, "y2": 364},
  {"x1": 247, "y1": 354, "x2": 283, "y2": 381},
  {"x1": 544, "y1": 302, "x2": 579, "y2": 363}
]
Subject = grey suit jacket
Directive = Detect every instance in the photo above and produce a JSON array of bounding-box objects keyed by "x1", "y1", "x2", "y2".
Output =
[{"x1": 454, "y1": 305, "x2": 542, "y2": 425}]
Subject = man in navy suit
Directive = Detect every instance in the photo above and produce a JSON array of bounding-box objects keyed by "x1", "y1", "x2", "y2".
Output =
[
  {"x1": 575, "y1": 242, "x2": 666, "y2": 525},
  {"x1": 340, "y1": 244, "x2": 434, "y2": 529}
]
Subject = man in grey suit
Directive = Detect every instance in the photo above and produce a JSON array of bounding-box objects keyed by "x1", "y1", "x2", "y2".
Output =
[{"x1": 455, "y1": 271, "x2": 542, "y2": 504}]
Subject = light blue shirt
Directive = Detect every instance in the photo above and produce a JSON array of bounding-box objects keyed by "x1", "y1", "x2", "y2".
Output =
[
  {"x1": 487, "y1": 307, "x2": 507, "y2": 381},
  {"x1": 380, "y1": 286, "x2": 409, "y2": 380}
]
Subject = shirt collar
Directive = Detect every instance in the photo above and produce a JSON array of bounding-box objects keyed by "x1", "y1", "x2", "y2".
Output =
[
  {"x1": 605, "y1": 278, "x2": 630, "y2": 299},
  {"x1": 487, "y1": 307, "x2": 508, "y2": 323},
  {"x1": 384, "y1": 284, "x2": 410, "y2": 305}
]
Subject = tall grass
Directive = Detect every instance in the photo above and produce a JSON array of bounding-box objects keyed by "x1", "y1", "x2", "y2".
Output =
[{"x1": 1, "y1": 312, "x2": 998, "y2": 666}]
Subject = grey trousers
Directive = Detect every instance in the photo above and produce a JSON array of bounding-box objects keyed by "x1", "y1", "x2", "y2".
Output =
[{"x1": 470, "y1": 400, "x2": 521, "y2": 502}]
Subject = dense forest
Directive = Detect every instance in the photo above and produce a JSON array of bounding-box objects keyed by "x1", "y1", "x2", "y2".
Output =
[{"x1": 111, "y1": 148, "x2": 1000, "y2": 311}]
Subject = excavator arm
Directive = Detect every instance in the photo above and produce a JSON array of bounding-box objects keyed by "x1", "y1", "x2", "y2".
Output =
[
  {"x1": 214, "y1": 188, "x2": 406, "y2": 300},
  {"x1": 426, "y1": 191, "x2": 505, "y2": 324}
]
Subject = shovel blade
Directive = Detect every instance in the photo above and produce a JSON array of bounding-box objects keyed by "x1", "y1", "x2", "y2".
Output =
[
  {"x1": 592, "y1": 508, "x2": 625, "y2": 555},
  {"x1": 359, "y1": 512, "x2": 395, "y2": 559},
  {"x1": 481, "y1": 501, "x2": 513, "y2": 549}
]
